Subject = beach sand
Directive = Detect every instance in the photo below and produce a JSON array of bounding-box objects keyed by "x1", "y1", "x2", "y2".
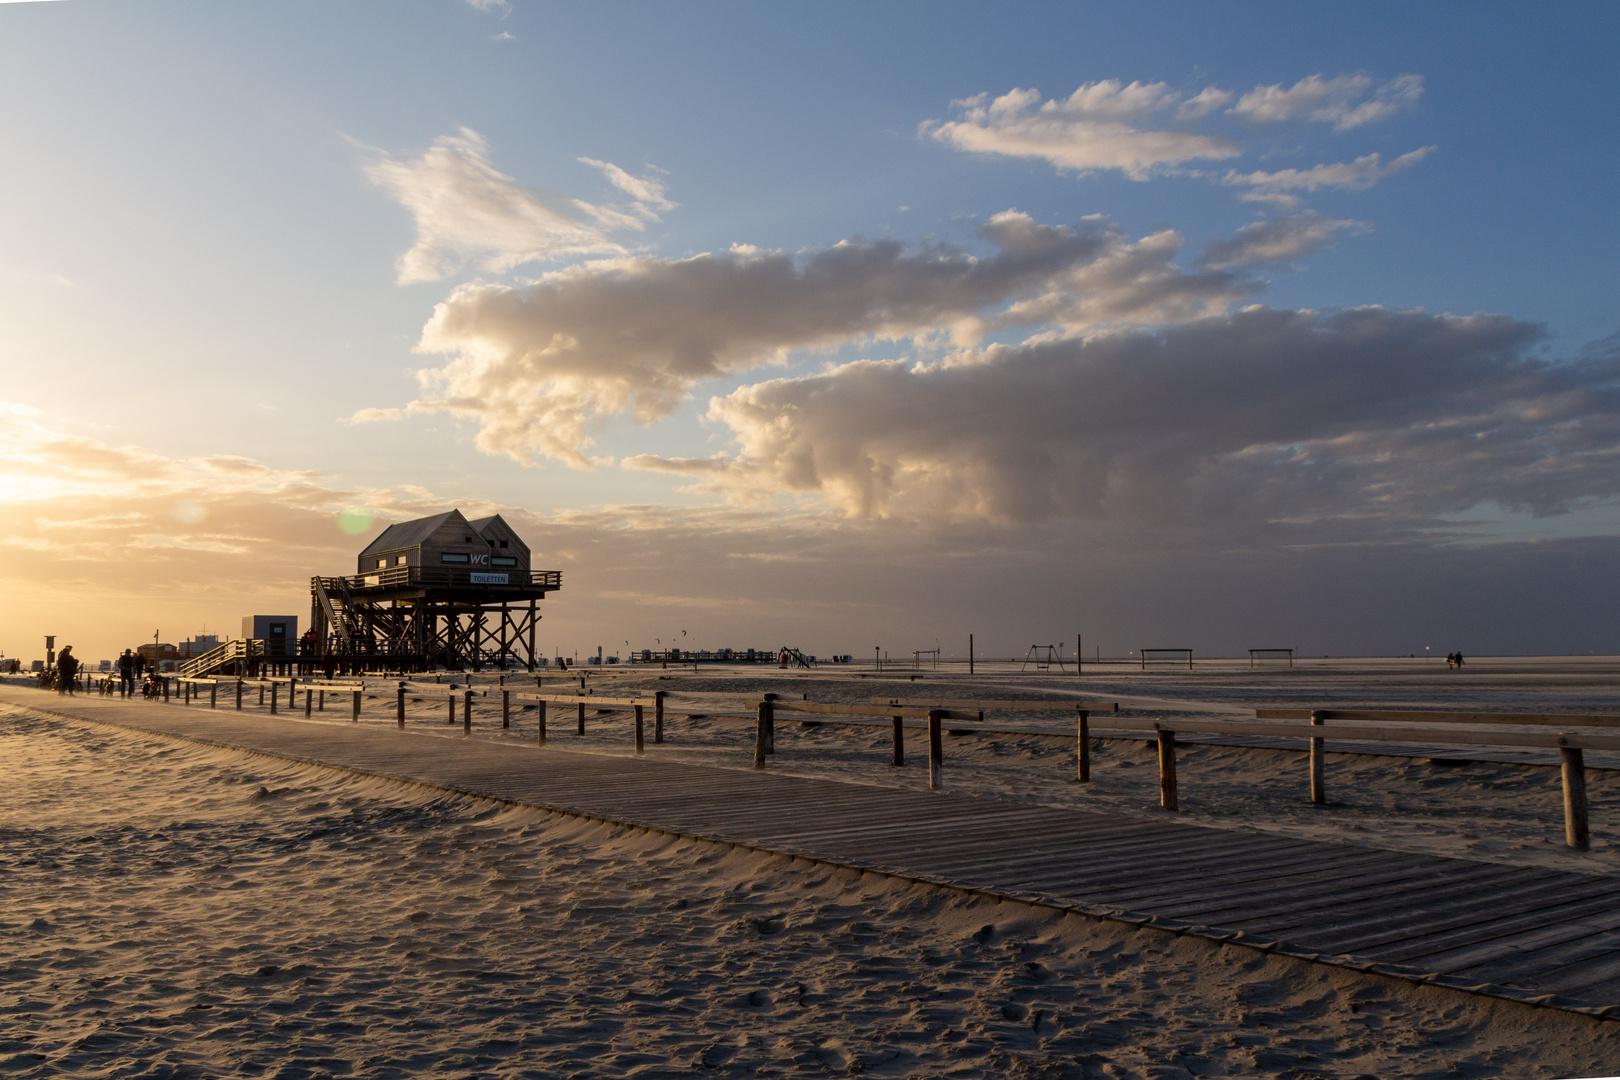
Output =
[{"x1": 4, "y1": 698, "x2": 1619, "y2": 1078}]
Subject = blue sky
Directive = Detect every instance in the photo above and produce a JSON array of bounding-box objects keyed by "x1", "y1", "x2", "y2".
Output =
[{"x1": 2, "y1": 1, "x2": 1618, "y2": 660}]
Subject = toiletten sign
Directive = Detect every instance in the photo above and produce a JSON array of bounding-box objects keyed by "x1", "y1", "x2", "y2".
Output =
[{"x1": 470, "y1": 572, "x2": 509, "y2": 585}]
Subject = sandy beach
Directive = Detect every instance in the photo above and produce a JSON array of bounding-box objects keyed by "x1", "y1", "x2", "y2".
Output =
[{"x1": 5, "y1": 667, "x2": 1620, "y2": 1077}]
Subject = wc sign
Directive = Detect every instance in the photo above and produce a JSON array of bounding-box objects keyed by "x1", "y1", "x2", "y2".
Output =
[{"x1": 470, "y1": 572, "x2": 509, "y2": 585}]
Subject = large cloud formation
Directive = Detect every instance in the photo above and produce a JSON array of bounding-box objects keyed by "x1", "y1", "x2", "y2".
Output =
[
  {"x1": 372, "y1": 214, "x2": 1254, "y2": 465},
  {"x1": 631, "y1": 309, "x2": 1620, "y2": 535}
]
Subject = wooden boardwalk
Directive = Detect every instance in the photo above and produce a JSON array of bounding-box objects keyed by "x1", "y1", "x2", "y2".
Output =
[{"x1": 8, "y1": 686, "x2": 1620, "y2": 1020}]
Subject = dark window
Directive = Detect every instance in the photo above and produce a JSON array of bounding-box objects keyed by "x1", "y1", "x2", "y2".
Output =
[
  {"x1": 491, "y1": 557, "x2": 517, "y2": 566},
  {"x1": 463, "y1": 536, "x2": 472, "y2": 542},
  {"x1": 499, "y1": 540, "x2": 509, "y2": 548},
  {"x1": 441, "y1": 553, "x2": 471, "y2": 564}
]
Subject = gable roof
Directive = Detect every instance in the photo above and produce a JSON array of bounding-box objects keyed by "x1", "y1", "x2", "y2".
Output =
[{"x1": 358, "y1": 510, "x2": 466, "y2": 557}]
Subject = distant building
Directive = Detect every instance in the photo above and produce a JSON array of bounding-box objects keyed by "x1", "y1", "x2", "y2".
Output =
[
  {"x1": 178, "y1": 634, "x2": 222, "y2": 660},
  {"x1": 242, "y1": 616, "x2": 299, "y2": 657}
]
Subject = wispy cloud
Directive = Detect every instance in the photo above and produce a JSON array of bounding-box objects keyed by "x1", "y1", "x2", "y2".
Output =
[
  {"x1": 1230, "y1": 73, "x2": 1424, "y2": 130},
  {"x1": 921, "y1": 81, "x2": 1239, "y2": 180},
  {"x1": 1224, "y1": 147, "x2": 1435, "y2": 206},
  {"x1": 1196, "y1": 212, "x2": 1367, "y2": 270},
  {"x1": 362, "y1": 129, "x2": 669, "y2": 284}
]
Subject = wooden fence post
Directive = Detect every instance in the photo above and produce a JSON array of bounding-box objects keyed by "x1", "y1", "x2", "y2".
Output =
[
  {"x1": 162, "y1": 677, "x2": 170, "y2": 702},
  {"x1": 270, "y1": 683, "x2": 278, "y2": 715},
  {"x1": 289, "y1": 677, "x2": 297, "y2": 712},
  {"x1": 396, "y1": 683, "x2": 404, "y2": 727},
  {"x1": 1562, "y1": 745, "x2": 1591, "y2": 851},
  {"x1": 892, "y1": 714, "x2": 904, "y2": 767},
  {"x1": 1310, "y1": 709, "x2": 1326, "y2": 805},
  {"x1": 577, "y1": 701, "x2": 586, "y2": 735},
  {"x1": 318, "y1": 690, "x2": 325, "y2": 712},
  {"x1": 928, "y1": 709, "x2": 943, "y2": 790},
  {"x1": 463, "y1": 691, "x2": 472, "y2": 735},
  {"x1": 211, "y1": 682, "x2": 218, "y2": 709},
  {"x1": 351, "y1": 689, "x2": 361, "y2": 721},
  {"x1": 305, "y1": 683, "x2": 313, "y2": 717},
  {"x1": 447, "y1": 695, "x2": 455, "y2": 724},
  {"x1": 762, "y1": 693, "x2": 776, "y2": 754},
  {"x1": 654, "y1": 691, "x2": 665, "y2": 744},
  {"x1": 754, "y1": 701, "x2": 769, "y2": 770},
  {"x1": 235, "y1": 680, "x2": 243, "y2": 710},
  {"x1": 537, "y1": 699, "x2": 547, "y2": 746},
  {"x1": 258, "y1": 684, "x2": 265, "y2": 707},
  {"x1": 502, "y1": 689, "x2": 510, "y2": 729},
  {"x1": 635, "y1": 704, "x2": 645, "y2": 755},
  {"x1": 1157, "y1": 728, "x2": 1178, "y2": 810},
  {"x1": 1077, "y1": 709, "x2": 1090, "y2": 782}
]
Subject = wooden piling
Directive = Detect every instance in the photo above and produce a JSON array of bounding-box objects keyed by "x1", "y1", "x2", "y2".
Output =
[
  {"x1": 754, "y1": 701, "x2": 769, "y2": 770},
  {"x1": 270, "y1": 683, "x2": 278, "y2": 715},
  {"x1": 395, "y1": 683, "x2": 404, "y2": 727},
  {"x1": 1077, "y1": 709, "x2": 1090, "y2": 782},
  {"x1": 235, "y1": 680, "x2": 243, "y2": 710},
  {"x1": 162, "y1": 677, "x2": 170, "y2": 703},
  {"x1": 501, "y1": 689, "x2": 510, "y2": 729},
  {"x1": 577, "y1": 701, "x2": 586, "y2": 735},
  {"x1": 635, "y1": 704, "x2": 645, "y2": 755},
  {"x1": 1310, "y1": 709, "x2": 1326, "y2": 805},
  {"x1": 1562, "y1": 745, "x2": 1591, "y2": 851},
  {"x1": 211, "y1": 682, "x2": 218, "y2": 708},
  {"x1": 654, "y1": 691, "x2": 665, "y2": 744},
  {"x1": 892, "y1": 714, "x2": 904, "y2": 767},
  {"x1": 763, "y1": 693, "x2": 776, "y2": 754},
  {"x1": 306, "y1": 683, "x2": 313, "y2": 717},
  {"x1": 258, "y1": 684, "x2": 265, "y2": 706},
  {"x1": 463, "y1": 690, "x2": 472, "y2": 735},
  {"x1": 927, "y1": 709, "x2": 943, "y2": 790},
  {"x1": 352, "y1": 689, "x2": 361, "y2": 721},
  {"x1": 1157, "y1": 728, "x2": 1178, "y2": 810},
  {"x1": 318, "y1": 690, "x2": 325, "y2": 712},
  {"x1": 447, "y1": 695, "x2": 455, "y2": 724},
  {"x1": 537, "y1": 699, "x2": 547, "y2": 745}
]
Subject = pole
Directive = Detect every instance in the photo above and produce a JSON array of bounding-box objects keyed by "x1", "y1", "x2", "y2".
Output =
[
  {"x1": 1078, "y1": 634, "x2": 1082, "y2": 677},
  {"x1": 763, "y1": 693, "x2": 776, "y2": 754},
  {"x1": 502, "y1": 689, "x2": 510, "y2": 729},
  {"x1": 1077, "y1": 709, "x2": 1090, "y2": 782},
  {"x1": 1562, "y1": 746, "x2": 1590, "y2": 851},
  {"x1": 463, "y1": 690, "x2": 472, "y2": 735},
  {"x1": 927, "y1": 709, "x2": 943, "y2": 790},
  {"x1": 969, "y1": 634, "x2": 974, "y2": 675},
  {"x1": 654, "y1": 691, "x2": 665, "y2": 744},
  {"x1": 1309, "y1": 709, "x2": 1326, "y2": 805},
  {"x1": 537, "y1": 699, "x2": 547, "y2": 745},
  {"x1": 352, "y1": 689, "x2": 361, "y2": 721},
  {"x1": 577, "y1": 700, "x2": 585, "y2": 735},
  {"x1": 634, "y1": 704, "x2": 645, "y2": 755},
  {"x1": 754, "y1": 701, "x2": 768, "y2": 770},
  {"x1": 892, "y1": 714, "x2": 904, "y2": 767},
  {"x1": 1157, "y1": 728, "x2": 1178, "y2": 810},
  {"x1": 396, "y1": 683, "x2": 405, "y2": 728}
]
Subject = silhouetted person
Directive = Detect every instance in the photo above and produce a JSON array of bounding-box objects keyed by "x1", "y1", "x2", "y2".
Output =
[
  {"x1": 57, "y1": 646, "x2": 79, "y2": 695},
  {"x1": 322, "y1": 651, "x2": 336, "y2": 681},
  {"x1": 117, "y1": 649, "x2": 137, "y2": 696}
]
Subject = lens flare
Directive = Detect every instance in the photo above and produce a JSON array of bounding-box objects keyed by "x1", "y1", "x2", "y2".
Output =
[{"x1": 337, "y1": 509, "x2": 375, "y2": 535}]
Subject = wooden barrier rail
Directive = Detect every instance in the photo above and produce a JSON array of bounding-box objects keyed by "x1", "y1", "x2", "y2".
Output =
[
  {"x1": 1078, "y1": 714, "x2": 1610, "y2": 851},
  {"x1": 1257, "y1": 707, "x2": 1620, "y2": 728},
  {"x1": 873, "y1": 697, "x2": 1120, "y2": 713}
]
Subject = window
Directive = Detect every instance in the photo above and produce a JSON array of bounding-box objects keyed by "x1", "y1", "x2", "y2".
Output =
[
  {"x1": 397, "y1": 556, "x2": 407, "y2": 566},
  {"x1": 441, "y1": 553, "x2": 470, "y2": 564},
  {"x1": 491, "y1": 557, "x2": 517, "y2": 567},
  {"x1": 499, "y1": 540, "x2": 509, "y2": 548},
  {"x1": 377, "y1": 559, "x2": 387, "y2": 569}
]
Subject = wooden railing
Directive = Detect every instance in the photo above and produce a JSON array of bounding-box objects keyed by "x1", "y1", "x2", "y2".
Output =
[{"x1": 319, "y1": 567, "x2": 563, "y2": 592}]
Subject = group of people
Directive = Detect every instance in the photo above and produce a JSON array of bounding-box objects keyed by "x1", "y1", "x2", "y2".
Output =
[
  {"x1": 1446, "y1": 651, "x2": 1467, "y2": 670},
  {"x1": 50, "y1": 647, "x2": 153, "y2": 696}
]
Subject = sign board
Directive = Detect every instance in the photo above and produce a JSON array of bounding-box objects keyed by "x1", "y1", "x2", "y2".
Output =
[{"x1": 470, "y1": 572, "x2": 509, "y2": 585}]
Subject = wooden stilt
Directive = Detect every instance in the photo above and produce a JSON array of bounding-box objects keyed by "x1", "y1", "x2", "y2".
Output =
[
  {"x1": 928, "y1": 709, "x2": 943, "y2": 790},
  {"x1": 1157, "y1": 728, "x2": 1178, "y2": 810},
  {"x1": 1563, "y1": 746, "x2": 1590, "y2": 851},
  {"x1": 754, "y1": 701, "x2": 769, "y2": 770},
  {"x1": 892, "y1": 715, "x2": 904, "y2": 766},
  {"x1": 502, "y1": 689, "x2": 510, "y2": 729},
  {"x1": 1077, "y1": 709, "x2": 1090, "y2": 782},
  {"x1": 537, "y1": 699, "x2": 547, "y2": 745},
  {"x1": 1310, "y1": 709, "x2": 1326, "y2": 805},
  {"x1": 635, "y1": 704, "x2": 645, "y2": 755}
]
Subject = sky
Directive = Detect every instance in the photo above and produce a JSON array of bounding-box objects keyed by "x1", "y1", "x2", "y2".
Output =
[{"x1": 2, "y1": 0, "x2": 1619, "y2": 664}]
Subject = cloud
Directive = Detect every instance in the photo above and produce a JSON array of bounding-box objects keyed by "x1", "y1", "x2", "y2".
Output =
[
  {"x1": 1224, "y1": 147, "x2": 1435, "y2": 206},
  {"x1": 1196, "y1": 212, "x2": 1367, "y2": 270},
  {"x1": 1230, "y1": 74, "x2": 1424, "y2": 130},
  {"x1": 363, "y1": 129, "x2": 668, "y2": 284},
  {"x1": 464, "y1": 0, "x2": 511, "y2": 12},
  {"x1": 386, "y1": 213, "x2": 1199, "y2": 466},
  {"x1": 922, "y1": 81, "x2": 1239, "y2": 179},
  {"x1": 577, "y1": 157, "x2": 675, "y2": 217},
  {"x1": 634, "y1": 308, "x2": 1620, "y2": 537}
]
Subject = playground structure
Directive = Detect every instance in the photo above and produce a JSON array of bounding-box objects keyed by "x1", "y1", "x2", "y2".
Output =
[
  {"x1": 1140, "y1": 648, "x2": 1193, "y2": 670},
  {"x1": 1249, "y1": 647, "x2": 1296, "y2": 668},
  {"x1": 1021, "y1": 645, "x2": 1069, "y2": 673}
]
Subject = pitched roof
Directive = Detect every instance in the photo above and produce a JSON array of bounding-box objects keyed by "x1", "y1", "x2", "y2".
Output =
[{"x1": 358, "y1": 510, "x2": 465, "y2": 556}]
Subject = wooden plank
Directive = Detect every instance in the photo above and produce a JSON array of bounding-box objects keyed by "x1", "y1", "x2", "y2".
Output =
[
  {"x1": 871, "y1": 698, "x2": 1118, "y2": 713},
  {"x1": 1083, "y1": 716, "x2": 1620, "y2": 751},
  {"x1": 1383, "y1": 892, "x2": 1620, "y2": 971},
  {"x1": 1258, "y1": 707, "x2": 1620, "y2": 727},
  {"x1": 1159, "y1": 857, "x2": 1507, "y2": 926}
]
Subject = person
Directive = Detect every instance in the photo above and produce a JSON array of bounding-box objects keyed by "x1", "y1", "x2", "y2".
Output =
[
  {"x1": 142, "y1": 672, "x2": 161, "y2": 698},
  {"x1": 322, "y1": 650, "x2": 336, "y2": 681},
  {"x1": 57, "y1": 646, "x2": 79, "y2": 695},
  {"x1": 117, "y1": 649, "x2": 137, "y2": 696}
]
